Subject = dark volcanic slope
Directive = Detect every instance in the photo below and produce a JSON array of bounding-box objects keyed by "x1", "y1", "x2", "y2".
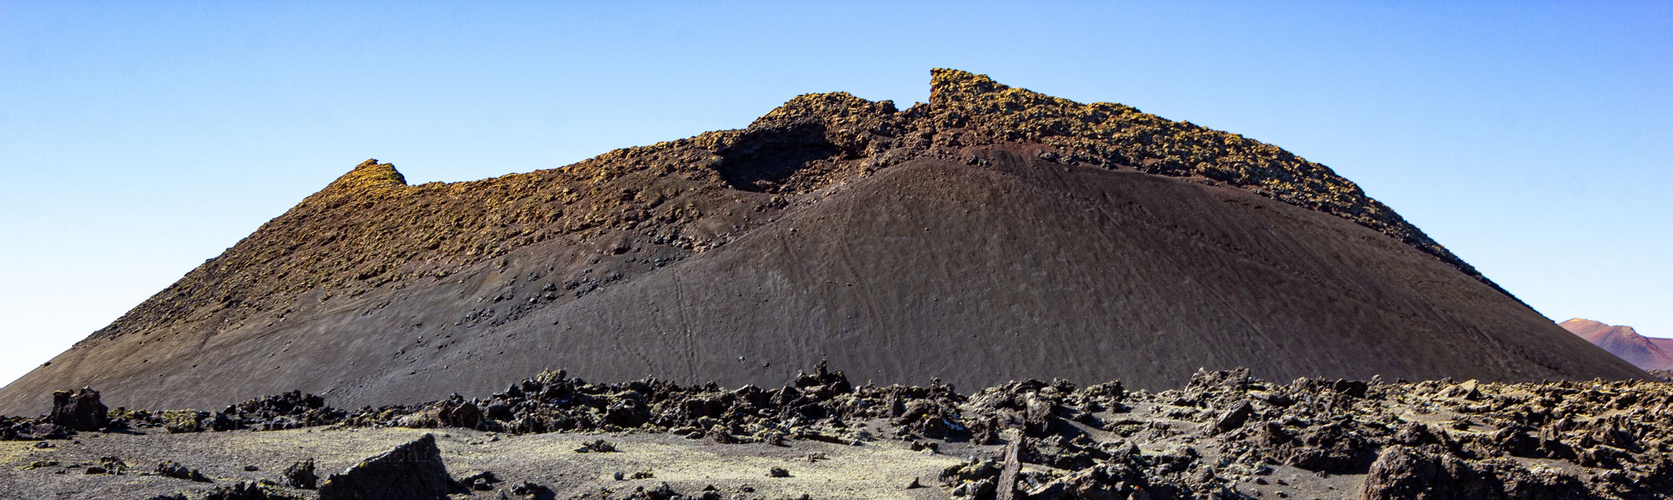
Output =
[
  {"x1": 0, "y1": 70, "x2": 1642, "y2": 414},
  {"x1": 1562, "y1": 318, "x2": 1673, "y2": 370}
]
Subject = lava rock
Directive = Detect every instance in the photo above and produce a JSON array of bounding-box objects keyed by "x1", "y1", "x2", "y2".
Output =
[
  {"x1": 49, "y1": 388, "x2": 108, "y2": 431},
  {"x1": 283, "y1": 458, "x2": 317, "y2": 489},
  {"x1": 201, "y1": 481, "x2": 297, "y2": 500},
  {"x1": 1358, "y1": 445, "x2": 1585, "y2": 500},
  {"x1": 511, "y1": 481, "x2": 553, "y2": 498},
  {"x1": 317, "y1": 434, "x2": 463, "y2": 500},
  {"x1": 574, "y1": 439, "x2": 617, "y2": 453},
  {"x1": 1210, "y1": 400, "x2": 1253, "y2": 435},
  {"x1": 155, "y1": 460, "x2": 211, "y2": 482},
  {"x1": 459, "y1": 470, "x2": 500, "y2": 491}
]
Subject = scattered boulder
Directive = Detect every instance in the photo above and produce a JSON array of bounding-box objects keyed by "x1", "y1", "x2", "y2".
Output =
[
  {"x1": 48, "y1": 388, "x2": 108, "y2": 431},
  {"x1": 87, "y1": 456, "x2": 128, "y2": 475},
  {"x1": 624, "y1": 482, "x2": 679, "y2": 500},
  {"x1": 283, "y1": 458, "x2": 317, "y2": 489},
  {"x1": 201, "y1": 481, "x2": 298, "y2": 500},
  {"x1": 574, "y1": 439, "x2": 617, "y2": 453},
  {"x1": 511, "y1": 481, "x2": 553, "y2": 498},
  {"x1": 1209, "y1": 399, "x2": 1253, "y2": 435},
  {"x1": 316, "y1": 434, "x2": 463, "y2": 500},
  {"x1": 155, "y1": 460, "x2": 211, "y2": 482},
  {"x1": 459, "y1": 470, "x2": 501, "y2": 491},
  {"x1": 160, "y1": 410, "x2": 208, "y2": 433},
  {"x1": 1358, "y1": 445, "x2": 1586, "y2": 500},
  {"x1": 25, "y1": 422, "x2": 72, "y2": 440}
]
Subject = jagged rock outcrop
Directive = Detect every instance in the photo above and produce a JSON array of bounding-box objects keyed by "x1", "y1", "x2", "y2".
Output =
[
  {"x1": 316, "y1": 434, "x2": 461, "y2": 500},
  {"x1": 48, "y1": 388, "x2": 107, "y2": 431},
  {"x1": 283, "y1": 458, "x2": 317, "y2": 489},
  {"x1": 1357, "y1": 445, "x2": 1586, "y2": 500},
  {"x1": 0, "y1": 70, "x2": 1643, "y2": 414}
]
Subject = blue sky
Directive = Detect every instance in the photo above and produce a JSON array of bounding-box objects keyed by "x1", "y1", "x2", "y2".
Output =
[{"x1": 1, "y1": 1, "x2": 1668, "y2": 387}]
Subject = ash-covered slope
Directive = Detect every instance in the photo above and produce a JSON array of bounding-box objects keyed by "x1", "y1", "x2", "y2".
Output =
[
  {"x1": 1562, "y1": 318, "x2": 1673, "y2": 370},
  {"x1": 0, "y1": 70, "x2": 1641, "y2": 414}
]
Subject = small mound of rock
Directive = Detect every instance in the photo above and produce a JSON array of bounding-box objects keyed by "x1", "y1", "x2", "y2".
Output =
[
  {"x1": 283, "y1": 458, "x2": 317, "y2": 489},
  {"x1": 316, "y1": 434, "x2": 463, "y2": 500},
  {"x1": 1358, "y1": 445, "x2": 1586, "y2": 499},
  {"x1": 156, "y1": 460, "x2": 211, "y2": 482},
  {"x1": 200, "y1": 481, "x2": 298, "y2": 500},
  {"x1": 574, "y1": 439, "x2": 617, "y2": 453}
]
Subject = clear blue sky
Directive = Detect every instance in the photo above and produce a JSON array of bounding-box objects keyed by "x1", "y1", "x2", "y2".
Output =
[{"x1": 2, "y1": 1, "x2": 1668, "y2": 387}]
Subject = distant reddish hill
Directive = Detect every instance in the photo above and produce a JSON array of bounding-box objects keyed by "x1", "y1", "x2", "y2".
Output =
[{"x1": 1561, "y1": 318, "x2": 1673, "y2": 370}]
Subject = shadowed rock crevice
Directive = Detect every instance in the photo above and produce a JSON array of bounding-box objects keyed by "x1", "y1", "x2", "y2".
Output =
[{"x1": 715, "y1": 121, "x2": 843, "y2": 193}]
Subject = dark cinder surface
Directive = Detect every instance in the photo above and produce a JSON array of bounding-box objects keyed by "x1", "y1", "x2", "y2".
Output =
[
  {"x1": 482, "y1": 149, "x2": 1633, "y2": 392},
  {"x1": 1, "y1": 147, "x2": 1637, "y2": 414}
]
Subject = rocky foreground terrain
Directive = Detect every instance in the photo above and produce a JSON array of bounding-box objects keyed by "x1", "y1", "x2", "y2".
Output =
[{"x1": 3, "y1": 365, "x2": 1669, "y2": 499}]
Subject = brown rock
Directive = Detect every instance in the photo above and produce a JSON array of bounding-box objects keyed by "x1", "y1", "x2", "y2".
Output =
[
  {"x1": 995, "y1": 430, "x2": 1023, "y2": 500},
  {"x1": 1358, "y1": 445, "x2": 1585, "y2": 500},
  {"x1": 1210, "y1": 400, "x2": 1253, "y2": 435}
]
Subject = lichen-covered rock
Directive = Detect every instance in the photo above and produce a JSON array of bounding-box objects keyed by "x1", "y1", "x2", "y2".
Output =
[{"x1": 149, "y1": 409, "x2": 207, "y2": 433}]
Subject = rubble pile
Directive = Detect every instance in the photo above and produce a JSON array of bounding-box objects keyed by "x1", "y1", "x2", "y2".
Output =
[
  {"x1": 347, "y1": 361, "x2": 962, "y2": 448},
  {"x1": 109, "y1": 390, "x2": 347, "y2": 434},
  {"x1": 939, "y1": 369, "x2": 1673, "y2": 499}
]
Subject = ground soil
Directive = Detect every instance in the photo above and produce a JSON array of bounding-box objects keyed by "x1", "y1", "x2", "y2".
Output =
[{"x1": 4, "y1": 369, "x2": 1668, "y2": 499}]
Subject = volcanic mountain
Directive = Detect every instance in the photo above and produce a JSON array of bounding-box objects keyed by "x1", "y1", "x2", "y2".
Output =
[
  {"x1": 1561, "y1": 318, "x2": 1673, "y2": 370},
  {"x1": 0, "y1": 70, "x2": 1642, "y2": 414}
]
